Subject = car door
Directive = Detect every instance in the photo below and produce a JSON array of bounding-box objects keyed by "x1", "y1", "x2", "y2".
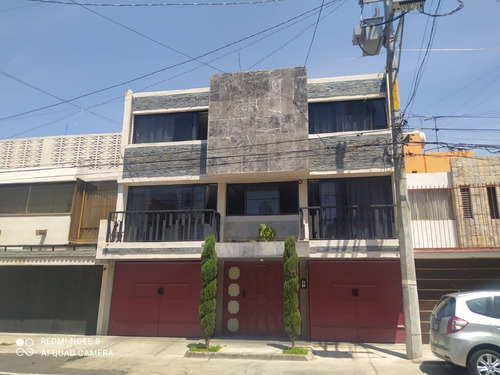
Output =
[{"x1": 490, "y1": 296, "x2": 500, "y2": 343}]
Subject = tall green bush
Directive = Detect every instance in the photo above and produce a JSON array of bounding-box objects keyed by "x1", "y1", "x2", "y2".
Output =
[
  {"x1": 283, "y1": 236, "x2": 301, "y2": 348},
  {"x1": 199, "y1": 235, "x2": 217, "y2": 347}
]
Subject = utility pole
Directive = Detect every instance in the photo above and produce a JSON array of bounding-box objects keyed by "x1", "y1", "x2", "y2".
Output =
[{"x1": 383, "y1": 0, "x2": 423, "y2": 360}]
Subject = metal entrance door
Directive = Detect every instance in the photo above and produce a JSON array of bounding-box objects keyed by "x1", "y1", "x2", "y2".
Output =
[{"x1": 223, "y1": 262, "x2": 285, "y2": 337}]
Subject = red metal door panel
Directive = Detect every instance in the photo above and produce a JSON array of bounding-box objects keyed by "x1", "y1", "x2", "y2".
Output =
[
  {"x1": 109, "y1": 262, "x2": 163, "y2": 336},
  {"x1": 158, "y1": 263, "x2": 201, "y2": 337},
  {"x1": 222, "y1": 262, "x2": 285, "y2": 337},
  {"x1": 109, "y1": 262, "x2": 201, "y2": 337},
  {"x1": 241, "y1": 263, "x2": 285, "y2": 337},
  {"x1": 355, "y1": 261, "x2": 404, "y2": 343},
  {"x1": 308, "y1": 260, "x2": 404, "y2": 343},
  {"x1": 309, "y1": 262, "x2": 357, "y2": 341}
]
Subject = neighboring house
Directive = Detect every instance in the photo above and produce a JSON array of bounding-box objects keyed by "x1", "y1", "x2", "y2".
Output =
[
  {"x1": 405, "y1": 132, "x2": 500, "y2": 343},
  {"x1": 0, "y1": 133, "x2": 120, "y2": 334},
  {"x1": 96, "y1": 67, "x2": 405, "y2": 343}
]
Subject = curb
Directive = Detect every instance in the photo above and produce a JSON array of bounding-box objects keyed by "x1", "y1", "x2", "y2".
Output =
[{"x1": 184, "y1": 350, "x2": 314, "y2": 361}]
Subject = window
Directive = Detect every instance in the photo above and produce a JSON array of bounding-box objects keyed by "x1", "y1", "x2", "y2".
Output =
[
  {"x1": 409, "y1": 189, "x2": 455, "y2": 220},
  {"x1": 127, "y1": 184, "x2": 217, "y2": 211},
  {"x1": 0, "y1": 182, "x2": 75, "y2": 214},
  {"x1": 460, "y1": 186, "x2": 473, "y2": 219},
  {"x1": 487, "y1": 186, "x2": 499, "y2": 219},
  {"x1": 308, "y1": 99, "x2": 387, "y2": 134},
  {"x1": 307, "y1": 176, "x2": 395, "y2": 239},
  {"x1": 69, "y1": 181, "x2": 118, "y2": 242},
  {"x1": 434, "y1": 297, "x2": 456, "y2": 320},
  {"x1": 227, "y1": 182, "x2": 298, "y2": 216},
  {"x1": 466, "y1": 297, "x2": 490, "y2": 317},
  {"x1": 133, "y1": 111, "x2": 208, "y2": 144}
]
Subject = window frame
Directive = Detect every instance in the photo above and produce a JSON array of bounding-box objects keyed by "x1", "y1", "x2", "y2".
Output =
[
  {"x1": 308, "y1": 98, "x2": 388, "y2": 135},
  {"x1": 408, "y1": 188, "x2": 455, "y2": 220},
  {"x1": 0, "y1": 182, "x2": 76, "y2": 215},
  {"x1": 132, "y1": 110, "x2": 208, "y2": 144},
  {"x1": 460, "y1": 186, "x2": 473, "y2": 219},
  {"x1": 487, "y1": 186, "x2": 499, "y2": 220},
  {"x1": 226, "y1": 181, "x2": 299, "y2": 216}
]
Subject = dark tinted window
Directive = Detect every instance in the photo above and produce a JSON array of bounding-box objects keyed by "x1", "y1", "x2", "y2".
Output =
[
  {"x1": 133, "y1": 111, "x2": 208, "y2": 144},
  {"x1": 227, "y1": 182, "x2": 298, "y2": 216},
  {"x1": 467, "y1": 297, "x2": 490, "y2": 317},
  {"x1": 127, "y1": 184, "x2": 217, "y2": 211},
  {"x1": 309, "y1": 99, "x2": 387, "y2": 134},
  {"x1": 493, "y1": 297, "x2": 500, "y2": 319},
  {"x1": 0, "y1": 183, "x2": 75, "y2": 214}
]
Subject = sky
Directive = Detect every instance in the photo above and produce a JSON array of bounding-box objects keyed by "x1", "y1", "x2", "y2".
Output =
[{"x1": 0, "y1": 0, "x2": 499, "y2": 155}]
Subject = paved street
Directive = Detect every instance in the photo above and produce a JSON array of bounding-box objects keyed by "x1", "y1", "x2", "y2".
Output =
[{"x1": 0, "y1": 333, "x2": 467, "y2": 375}]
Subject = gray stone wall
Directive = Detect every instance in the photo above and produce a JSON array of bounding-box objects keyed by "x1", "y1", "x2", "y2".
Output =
[
  {"x1": 308, "y1": 77, "x2": 385, "y2": 100},
  {"x1": 207, "y1": 67, "x2": 309, "y2": 175},
  {"x1": 309, "y1": 132, "x2": 393, "y2": 172},
  {"x1": 132, "y1": 91, "x2": 209, "y2": 112},
  {"x1": 122, "y1": 143, "x2": 206, "y2": 179},
  {"x1": 450, "y1": 156, "x2": 500, "y2": 248}
]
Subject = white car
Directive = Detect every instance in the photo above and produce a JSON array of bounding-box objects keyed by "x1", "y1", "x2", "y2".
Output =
[{"x1": 430, "y1": 291, "x2": 500, "y2": 375}]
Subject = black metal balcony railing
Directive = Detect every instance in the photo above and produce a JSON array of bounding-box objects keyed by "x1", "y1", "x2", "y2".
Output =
[
  {"x1": 107, "y1": 210, "x2": 220, "y2": 243},
  {"x1": 299, "y1": 205, "x2": 396, "y2": 240}
]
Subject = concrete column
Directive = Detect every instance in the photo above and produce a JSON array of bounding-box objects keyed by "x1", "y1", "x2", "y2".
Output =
[
  {"x1": 217, "y1": 182, "x2": 226, "y2": 242},
  {"x1": 95, "y1": 261, "x2": 116, "y2": 335},
  {"x1": 298, "y1": 180, "x2": 309, "y2": 240}
]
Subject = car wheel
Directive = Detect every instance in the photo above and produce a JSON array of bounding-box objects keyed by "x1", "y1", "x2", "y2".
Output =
[{"x1": 468, "y1": 349, "x2": 500, "y2": 375}]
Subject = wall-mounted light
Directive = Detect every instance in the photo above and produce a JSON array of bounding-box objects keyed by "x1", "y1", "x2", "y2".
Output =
[
  {"x1": 35, "y1": 229, "x2": 47, "y2": 236},
  {"x1": 301, "y1": 278, "x2": 307, "y2": 289}
]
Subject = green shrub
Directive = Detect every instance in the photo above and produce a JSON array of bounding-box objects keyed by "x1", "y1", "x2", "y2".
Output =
[
  {"x1": 189, "y1": 344, "x2": 221, "y2": 352},
  {"x1": 259, "y1": 224, "x2": 276, "y2": 241},
  {"x1": 283, "y1": 347, "x2": 308, "y2": 355},
  {"x1": 199, "y1": 236, "x2": 217, "y2": 347},
  {"x1": 283, "y1": 236, "x2": 301, "y2": 348}
]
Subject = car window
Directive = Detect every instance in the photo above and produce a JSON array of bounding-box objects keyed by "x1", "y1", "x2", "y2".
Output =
[
  {"x1": 492, "y1": 297, "x2": 500, "y2": 319},
  {"x1": 434, "y1": 297, "x2": 456, "y2": 319},
  {"x1": 466, "y1": 297, "x2": 490, "y2": 317}
]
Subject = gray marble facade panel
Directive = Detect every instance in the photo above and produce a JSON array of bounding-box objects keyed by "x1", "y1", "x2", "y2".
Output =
[{"x1": 207, "y1": 67, "x2": 309, "y2": 175}]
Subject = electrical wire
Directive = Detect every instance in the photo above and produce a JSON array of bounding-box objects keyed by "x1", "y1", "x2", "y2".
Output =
[
  {"x1": 0, "y1": 1, "x2": 334, "y2": 123},
  {"x1": 403, "y1": 0, "x2": 442, "y2": 117},
  {"x1": 303, "y1": 0, "x2": 325, "y2": 66},
  {"x1": 29, "y1": 0, "x2": 283, "y2": 6},
  {"x1": 419, "y1": 0, "x2": 463, "y2": 17},
  {"x1": 0, "y1": 70, "x2": 120, "y2": 126}
]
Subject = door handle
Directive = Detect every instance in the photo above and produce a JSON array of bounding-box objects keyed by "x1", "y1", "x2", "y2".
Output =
[
  {"x1": 242, "y1": 291, "x2": 246, "y2": 298},
  {"x1": 352, "y1": 288, "x2": 359, "y2": 297},
  {"x1": 158, "y1": 287, "x2": 164, "y2": 295}
]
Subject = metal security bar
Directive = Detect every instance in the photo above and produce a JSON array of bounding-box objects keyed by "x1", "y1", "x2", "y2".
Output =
[
  {"x1": 107, "y1": 209, "x2": 220, "y2": 243},
  {"x1": 299, "y1": 204, "x2": 396, "y2": 240},
  {"x1": 409, "y1": 184, "x2": 500, "y2": 250}
]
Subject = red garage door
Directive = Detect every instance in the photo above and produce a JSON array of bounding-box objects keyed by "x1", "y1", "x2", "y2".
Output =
[
  {"x1": 309, "y1": 260, "x2": 404, "y2": 343},
  {"x1": 109, "y1": 262, "x2": 201, "y2": 337}
]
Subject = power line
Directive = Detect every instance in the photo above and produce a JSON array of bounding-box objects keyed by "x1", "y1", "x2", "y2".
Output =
[
  {"x1": 29, "y1": 0, "x2": 283, "y2": 6},
  {"x1": 0, "y1": 70, "x2": 120, "y2": 126},
  {"x1": 0, "y1": 1, "x2": 332, "y2": 123},
  {"x1": 303, "y1": 0, "x2": 325, "y2": 66}
]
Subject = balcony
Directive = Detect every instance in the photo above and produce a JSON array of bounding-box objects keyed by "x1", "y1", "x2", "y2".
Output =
[
  {"x1": 299, "y1": 205, "x2": 396, "y2": 240},
  {"x1": 106, "y1": 210, "x2": 220, "y2": 243}
]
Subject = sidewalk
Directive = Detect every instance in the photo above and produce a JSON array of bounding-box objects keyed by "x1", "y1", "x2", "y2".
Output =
[{"x1": 0, "y1": 333, "x2": 446, "y2": 375}]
